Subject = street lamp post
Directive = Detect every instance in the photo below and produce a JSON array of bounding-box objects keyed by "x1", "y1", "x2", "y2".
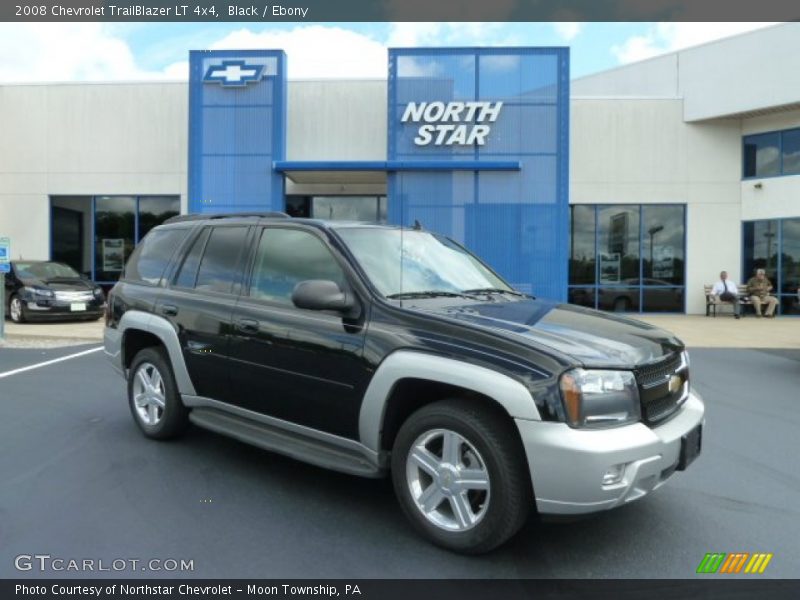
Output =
[{"x1": 648, "y1": 225, "x2": 664, "y2": 275}]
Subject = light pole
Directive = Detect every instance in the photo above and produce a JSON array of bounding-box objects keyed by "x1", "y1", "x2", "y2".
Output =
[{"x1": 648, "y1": 225, "x2": 664, "y2": 275}]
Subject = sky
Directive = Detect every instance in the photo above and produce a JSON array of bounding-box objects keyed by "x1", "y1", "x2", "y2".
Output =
[{"x1": 0, "y1": 22, "x2": 780, "y2": 83}]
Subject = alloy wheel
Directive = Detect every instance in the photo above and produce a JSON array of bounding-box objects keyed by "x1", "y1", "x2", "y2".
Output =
[
  {"x1": 9, "y1": 297, "x2": 22, "y2": 322},
  {"x1": 405, "y1": 428, "x2": 491, "y2": 532},
  {"x1": 132, "y1": 362, "x2": 166, "y2": 426}
]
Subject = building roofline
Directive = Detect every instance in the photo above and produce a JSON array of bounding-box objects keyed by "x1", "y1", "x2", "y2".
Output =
[{"x1": 573, "y1": 22, "x2": 786, "y2": 83}]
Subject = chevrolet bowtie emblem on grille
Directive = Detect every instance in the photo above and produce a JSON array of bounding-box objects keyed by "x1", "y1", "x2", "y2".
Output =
[
  {"x1": 203, "y1": 60, "x2": 264, "y2": 87},
  {"x1": 668, "y1": 374, "x2": 682, "y2": 394}
]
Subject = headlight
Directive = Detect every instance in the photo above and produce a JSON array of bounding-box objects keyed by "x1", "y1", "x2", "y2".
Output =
[
  {"x1": 559, "y1": 369, "x2": 640, "y2": 428},
  {"x1": 93, "y1": 287, "x2": 105, "y2": 298},
  {"x1": 23, "y1": 286, "x2": 54, "y2": 298}
]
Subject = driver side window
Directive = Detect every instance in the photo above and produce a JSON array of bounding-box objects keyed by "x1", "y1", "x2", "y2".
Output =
[{"x1": 248, "y1": 228, "x2": 346, "y2": 305}]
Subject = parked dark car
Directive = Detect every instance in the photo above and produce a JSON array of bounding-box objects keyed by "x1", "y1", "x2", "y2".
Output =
[
  {"x1": 104, "y1": 213, "x2": 704, "y2": 554},
  {"x1": 3, "y1": 261, "x2": 106, "y2": 323}
]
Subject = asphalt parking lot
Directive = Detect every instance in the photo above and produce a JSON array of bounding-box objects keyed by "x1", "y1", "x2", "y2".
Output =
[{"x1": 0, "y1": 343, "x2": 799, "y2": 578}]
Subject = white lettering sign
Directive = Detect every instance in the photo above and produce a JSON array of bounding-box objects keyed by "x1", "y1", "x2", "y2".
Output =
[{"x1": 400, "y1": 101, "x2": 503, "y2": 146}]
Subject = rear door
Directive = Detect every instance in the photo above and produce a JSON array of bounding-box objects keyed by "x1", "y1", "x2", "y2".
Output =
[
  {"x1": 158, "y1": 224, "x2": 252, "y2": 402},
  {"x1": 227, "y1": 225, "x2": 371, "y2": 439}
]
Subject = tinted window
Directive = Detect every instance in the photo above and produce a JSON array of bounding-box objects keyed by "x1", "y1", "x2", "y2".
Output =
[
  {"x1": 743, "y1": 132, "x2": 780, "y2": 178},
  {"x1": 174, "y1": 228, "x2": 211, "y2": 289},
  {"x1": 194, "y1": 227, "x2": 249, "y2": 294},
  {"x1": 125, "y1": 228, "x2": 188, "y2": 285},
  {"x1": 249, "y1": 229, "x2": 345, "y2": 304},
  {"x1": 782, "y1": 129, "x2": 800, "y2": 176}
]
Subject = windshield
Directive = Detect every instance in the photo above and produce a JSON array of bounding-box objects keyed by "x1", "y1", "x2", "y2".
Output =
[
  {"x1": 15, "y1": 262, "x2": 82, "y2": 280},
  {"x1": 336, "y1": 228, "x2": 513, "y2": 297}
]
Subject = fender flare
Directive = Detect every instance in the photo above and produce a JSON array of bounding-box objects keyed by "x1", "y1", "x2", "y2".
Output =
[
  {"x1": 118, "y1": 310, "x2": 197, "y2": 396},
  {"x1": 358, "y1": 350, "x2": 540, "y2": 453}
]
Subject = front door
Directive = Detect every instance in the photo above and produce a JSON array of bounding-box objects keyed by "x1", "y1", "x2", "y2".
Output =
[{"x1": 227, "y1": 226, "x2": 370, "y2": 440}]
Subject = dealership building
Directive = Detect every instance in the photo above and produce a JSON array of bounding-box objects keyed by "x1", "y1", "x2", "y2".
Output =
[{"x1": 1, "y1": 23, "x2": 799, "y2": 315}]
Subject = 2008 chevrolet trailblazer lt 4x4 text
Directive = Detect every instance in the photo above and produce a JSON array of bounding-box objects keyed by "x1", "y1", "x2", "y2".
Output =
[{"x1": 104, "y1": 213, "x2": 704, "y2": 553}]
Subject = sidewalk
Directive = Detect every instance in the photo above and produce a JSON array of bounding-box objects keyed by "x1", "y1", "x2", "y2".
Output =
[
  {"x1": 635, "y1": 315, "x2": 800, "y2": 349},
  {"x1": 0, "y1": 319, "x2": 104, "y2": 348},
  {"x1": 1, "y1": 314, "x2": 798, "y2": 350}
]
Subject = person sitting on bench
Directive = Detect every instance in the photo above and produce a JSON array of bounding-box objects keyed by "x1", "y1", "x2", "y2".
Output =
[
  {"x1": 711, "y1": 270, "x2": 741, "y2": 319},
  {"x1": 746, "y1": 268, "x2": 779, "y2": 318}
]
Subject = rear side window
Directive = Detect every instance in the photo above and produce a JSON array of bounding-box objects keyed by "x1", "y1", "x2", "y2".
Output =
[
  {"x1": 194, "y1": 226, "x2": 249, "y2": 294},
  {"x1": 174, "y1": 227, "x2": 211, "y2": 289},
  {"x1": 248, "y1": 228, "x2": 346, "y2": 304},
  {"x1": 124, "y1": 228, "x2": 189, "y2": 285}
]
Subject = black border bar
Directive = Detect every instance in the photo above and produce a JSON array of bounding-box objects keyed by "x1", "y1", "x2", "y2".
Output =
[
  {"x1": 3, "y1": 1, "x2": 800, "y2": 22},
  {"x1": 4, "y1": 580, "x2": 800, "y2": 600}
]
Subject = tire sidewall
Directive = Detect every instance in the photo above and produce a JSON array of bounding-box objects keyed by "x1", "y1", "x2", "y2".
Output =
[
  {"x1": 127, "y1": 347, "x2": 184, "y2": 439},
  {"x1": 391, "y1": 405, "x2": 521, "y2": 553},
  {"x1": 9, "y1": 295, "x2": 25, "y2": 323}
]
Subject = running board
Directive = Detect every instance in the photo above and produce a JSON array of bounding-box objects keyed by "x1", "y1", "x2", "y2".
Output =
[{"x1": 188, "y1": 407, "x2": 383, "y2": 478}]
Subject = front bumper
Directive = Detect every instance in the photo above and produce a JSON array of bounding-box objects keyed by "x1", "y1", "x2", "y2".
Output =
[
  {"x1": 517, "y1": 390, "x2": 704, "y2": 515},
  {"x1": 23, "y1": 298, "x2": 105, "y2": 320}
]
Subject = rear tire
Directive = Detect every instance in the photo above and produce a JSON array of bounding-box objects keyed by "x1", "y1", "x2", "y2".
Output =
[
  {"x1": 127, "y1": 347, "x2": 188, "y2": 440},
  {"x1": 391, "y1": 399, "x2": 532, "y2": 554}
]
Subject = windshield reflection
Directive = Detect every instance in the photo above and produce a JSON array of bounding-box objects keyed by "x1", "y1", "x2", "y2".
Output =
[{"x1": 336, "y1": 229, "x2": 512, "y2": 298}]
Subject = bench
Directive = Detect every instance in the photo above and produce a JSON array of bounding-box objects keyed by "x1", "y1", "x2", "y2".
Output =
[{"x1": 704, "y1": 284, "x2": 753, "y2": 317}]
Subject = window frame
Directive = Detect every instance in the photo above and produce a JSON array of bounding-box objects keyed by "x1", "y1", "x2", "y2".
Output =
[
  {"x1": 239, "y1": 224, "x2": 360, "y2": 311},
  {"x1": 169, "y1": 224, "x2": 252, "y2": 297},
  {"x1": 742, "y1": 127, "x2": 800, "y2": 180},
  {"x1": 120, "y1": 226, "x2": 191, "y2": 288}
]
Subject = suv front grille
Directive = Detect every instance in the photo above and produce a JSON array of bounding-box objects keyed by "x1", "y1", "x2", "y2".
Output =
[
  {"x1": 634, "y1": 352, "x2": 688, "y2": 425},
  {"x1": 54, "y1": 290, "x2": 94, "y2": 302}
]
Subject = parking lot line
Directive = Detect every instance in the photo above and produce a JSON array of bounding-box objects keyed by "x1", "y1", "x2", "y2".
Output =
[{"x1": 0, "y1": 346, "x2": 103, "y2": 380}]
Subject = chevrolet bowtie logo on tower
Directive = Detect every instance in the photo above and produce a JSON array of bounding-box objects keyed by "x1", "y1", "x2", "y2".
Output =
[{"x1": 203, "y1": 60, "x2": 265, "y2": 87}]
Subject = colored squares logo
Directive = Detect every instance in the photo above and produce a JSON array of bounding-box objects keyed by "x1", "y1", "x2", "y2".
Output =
[{"x1": 696, "y1": 552, "x2": 773, "y2": 574}]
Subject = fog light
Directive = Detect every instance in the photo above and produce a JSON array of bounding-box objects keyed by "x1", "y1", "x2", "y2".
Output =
[{"x1": 602, "y1": 463, "x2": 626, "y2": 486}]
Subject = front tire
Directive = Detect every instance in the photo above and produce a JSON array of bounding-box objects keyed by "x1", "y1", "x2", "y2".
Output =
[
  {"x1": 127, "y1": 347, "x2": 188, "y2": 440},
  {"x1": 9, "y1": 294, "x2": 26, "y2": 323},
  {"x1": 391, "y1": 399, "x2": 532, "y2": 554}
]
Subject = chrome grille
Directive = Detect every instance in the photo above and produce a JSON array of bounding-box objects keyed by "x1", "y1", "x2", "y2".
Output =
[
  {"x1": 635, "y1": 352, "x2": 688, "y2": 425},
  {"x1": 54, "y1": 290, "x2": 93, "y2": 302}
]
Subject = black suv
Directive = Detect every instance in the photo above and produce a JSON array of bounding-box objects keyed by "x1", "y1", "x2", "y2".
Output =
[{"x1": 104, "y1": 213, "x2": 704, "y2": 554}]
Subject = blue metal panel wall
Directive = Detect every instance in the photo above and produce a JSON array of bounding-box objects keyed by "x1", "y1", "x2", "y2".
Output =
[
  {"x1": 188, "y1": 50, "x2": 286, "y2": 214},
  {"x1": 388, "y1": 48, "x2": 569, "y2": 300}
]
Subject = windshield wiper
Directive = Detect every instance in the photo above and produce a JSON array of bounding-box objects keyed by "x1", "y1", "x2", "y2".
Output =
[
  {"x1": 386, "y1": 290, "x2": 475, "y2": 300},
  {"x1": 461, "y1": 287, "x2": 527, "y2": 297}
]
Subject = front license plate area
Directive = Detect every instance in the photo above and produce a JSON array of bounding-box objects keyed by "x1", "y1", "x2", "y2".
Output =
[
  {"x1": 70, "y1": 302, "x2": 87, "y2": 312},
  {"x1": 677, "y1": 424, "x2": 702, "y2": 471}
]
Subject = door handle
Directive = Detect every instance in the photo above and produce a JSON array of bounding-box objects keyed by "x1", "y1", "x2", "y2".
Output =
[
  {"x1": 235, "y1": 318, "x2": 260, "y2": 334},
  {"x1": 161, "y1": 304, "x2": 178, "y2": 317}
]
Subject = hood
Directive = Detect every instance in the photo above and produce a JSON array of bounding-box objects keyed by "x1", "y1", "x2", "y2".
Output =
[
  {"x1": 412, "y1": 298, "x2": 683, "y2": 367},
  {"x1": 20, "y1": 277, "x2": 94, "y2": 292}
]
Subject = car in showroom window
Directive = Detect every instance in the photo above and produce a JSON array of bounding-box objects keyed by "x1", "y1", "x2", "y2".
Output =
[{"x1": 104, "y1": 214, "x2": 704, "y2": 554}]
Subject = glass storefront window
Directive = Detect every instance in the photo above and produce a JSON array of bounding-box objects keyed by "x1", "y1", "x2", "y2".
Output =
[
  {"x1": 642, "y1": 205, "x2": 685, "y2": 285},
  {"x1": 569, "y1": 205, "x2": 595, "y2": 285},
  {"x1": 743, "y1": 220, "x2": 779, "y2": 281},
  {"x1": 138, "y1": 196, "x2": 180, "y2": 239},
  {"x1": 94, "y1": 196, "x2": 136, "y2": 283},
  {"x1": 52, "y1": 194, "x2": 181, "y2": 284},
  {"x1": 781, "y1": 218, "x2": 800, "y2": 296},
  {"x1": 597, "y1": 205, "x2": 640, "y2": 284},
  {"x1": 569, "y1": 204, "x2": 686, "y2": 313}
]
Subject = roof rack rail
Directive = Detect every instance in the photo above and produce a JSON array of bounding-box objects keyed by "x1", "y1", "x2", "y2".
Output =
[{"x1": 164, "y1": 212, "x2": 291, "y2": 224}]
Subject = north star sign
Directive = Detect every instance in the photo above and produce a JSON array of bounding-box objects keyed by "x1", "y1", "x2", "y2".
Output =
[{"x1": 401, "y1": 101, "x2": 503, "y2": 146}]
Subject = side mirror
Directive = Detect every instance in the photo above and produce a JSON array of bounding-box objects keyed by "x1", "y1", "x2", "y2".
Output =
[{"x1": 292, "y1": 280, "x2": 356, "y2": 314}]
